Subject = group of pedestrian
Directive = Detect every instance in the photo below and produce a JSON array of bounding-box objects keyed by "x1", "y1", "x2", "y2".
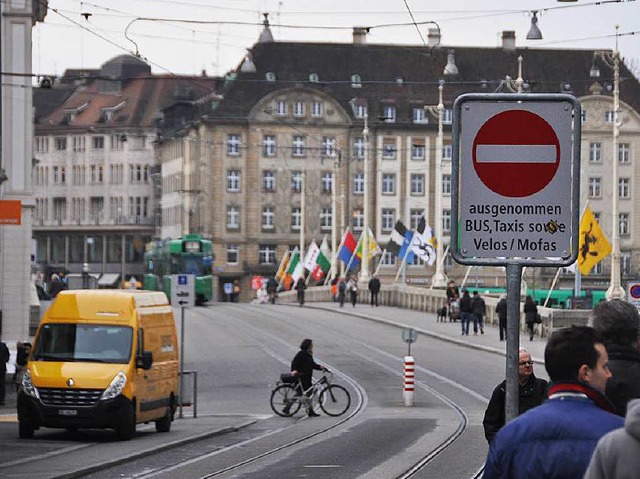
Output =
[
  {"x1": 482, "y1": 298, "x2": 640, "y2": 479},
  {"x1": 458, "y1": 289, "x2": 486, "y2": 336}
]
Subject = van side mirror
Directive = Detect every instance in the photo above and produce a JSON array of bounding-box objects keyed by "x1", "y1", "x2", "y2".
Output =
[{"x1": 136, "y1": 351, "x2": 153, "y2": 370}]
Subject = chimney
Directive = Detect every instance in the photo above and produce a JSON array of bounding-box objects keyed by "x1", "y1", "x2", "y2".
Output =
[
  {"x1": 353, "y1": 27, "x2": 368, "y2": 45},
  {"x1": 427, "y1": 28, "x2": 441, "y2": 48},
  {"x1": 501, "y1": 30, "x2": 516, "y2": 51}
]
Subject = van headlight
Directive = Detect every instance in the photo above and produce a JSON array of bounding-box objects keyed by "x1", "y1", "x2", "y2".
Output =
[
  {"x1": 21, "y1": 369, "x2": 40, "y2": 400},
  {"x1": 100, "y1": 372, "x2": 127, "y2": 401}
]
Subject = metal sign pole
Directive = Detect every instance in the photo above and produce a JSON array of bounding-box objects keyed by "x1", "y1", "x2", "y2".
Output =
[
  {"x1": 505, "y1": 263, "x2": 523, "y2": 422},
  {"x1": 179, "y1": 305, "x2": 185, "y2": 418}
]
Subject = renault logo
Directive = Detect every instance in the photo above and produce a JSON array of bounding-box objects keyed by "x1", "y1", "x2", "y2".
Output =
[{"x1": 67, "y1": 378, "x2": 75, "y2": 387}]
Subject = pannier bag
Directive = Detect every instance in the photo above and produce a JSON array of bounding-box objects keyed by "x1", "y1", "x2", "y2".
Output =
[{"x1": 280, "y1": 372, "x2": 296, "y2": 383}]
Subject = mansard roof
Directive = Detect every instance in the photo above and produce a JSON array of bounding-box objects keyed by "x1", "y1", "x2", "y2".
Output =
[{"x1": 207, "y1": 41, "x2": 640, "y2": 125}]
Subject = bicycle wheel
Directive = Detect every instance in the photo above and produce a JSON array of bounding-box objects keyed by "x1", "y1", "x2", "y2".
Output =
[
  {"x1": 319, "y1": 384, "x2": 350, "y2": 417},
  {"x1": 270, "y1": 384, "x2": 301, "y2": 417}
]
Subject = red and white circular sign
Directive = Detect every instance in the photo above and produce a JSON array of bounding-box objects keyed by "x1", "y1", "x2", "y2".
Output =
[{"x1": 472, "y1": 109, "x2": 560, "y2": 198}]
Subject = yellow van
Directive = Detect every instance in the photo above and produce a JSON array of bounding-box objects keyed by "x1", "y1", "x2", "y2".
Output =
[{"x1": 18, "y1": 290, "x2": 179, "y2": 440}]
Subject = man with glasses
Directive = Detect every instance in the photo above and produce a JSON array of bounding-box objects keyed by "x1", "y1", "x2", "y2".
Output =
[
  {"x1": 484, "y1": 326, "x2": 623, "y2": 479},
  {"x1": 482, "y1": 348, "x2": 548, "y2": 444}
]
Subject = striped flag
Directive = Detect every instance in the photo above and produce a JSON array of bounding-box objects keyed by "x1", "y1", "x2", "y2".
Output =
[{"x1": 387, "y1": 221, "x2": 415, "y2": 262}]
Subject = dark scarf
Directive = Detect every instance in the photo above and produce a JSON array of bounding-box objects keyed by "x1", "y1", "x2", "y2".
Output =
[{"x1": 548, "y1": 381, "x2": 616, "y2": 414}]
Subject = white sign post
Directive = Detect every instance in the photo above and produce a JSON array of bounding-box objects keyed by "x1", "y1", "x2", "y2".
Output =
[
  {"x1": 171, "y1": 274, "x2": 195, "y2": 418},
  {"x1": 451, "y1": 93, "x2": 581, "y2": 427}
]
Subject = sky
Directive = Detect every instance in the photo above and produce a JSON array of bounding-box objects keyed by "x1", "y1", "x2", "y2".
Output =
[{"x1": 33, "y1": 0, "x2": 640, "y2": 79}]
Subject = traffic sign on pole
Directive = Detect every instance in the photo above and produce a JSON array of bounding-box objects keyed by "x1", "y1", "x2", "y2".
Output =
[
  {"x1": 171, "y1": 274, "x2": 195, "y2": 308},
  {"x1": 451, "y1": 93, "x2": 581, "y2": 267}
]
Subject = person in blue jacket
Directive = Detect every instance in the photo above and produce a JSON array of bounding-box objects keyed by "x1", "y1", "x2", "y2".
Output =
[{"x1": 484, "y1": 326, "x2": 624, "y2": 479}]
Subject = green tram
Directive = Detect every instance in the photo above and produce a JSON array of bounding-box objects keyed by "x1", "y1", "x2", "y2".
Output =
[
  {"x1": 143, "y1": 234, "x2": 213, "y2": 305},
  {"x1": 468, "y1": 287, "x2": 607, "y2": 309}
]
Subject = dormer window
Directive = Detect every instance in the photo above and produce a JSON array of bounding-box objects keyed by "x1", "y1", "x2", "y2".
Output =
[
  {"x1": 309, "y1": 73, "x2": 319, "y2": 82},
  {"x1": 351, "y1": 74, "x2": 362, "y2": 88},
  {"x1": 100, "y1": 101, "x2": 126, "y2": 124},
  {"x1": 276, "y1": 100, "x2": 287, "y2": 116},
  {"x1": 383, "y1": 105, "x2": 396, "y2": 123},
  {"x1": 266, "y1": 72, "x2": 276, "y2": 82}
]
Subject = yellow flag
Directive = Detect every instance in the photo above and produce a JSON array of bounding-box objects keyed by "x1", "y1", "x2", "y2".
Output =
[
  {"x1": 275, "y1": 250, "x2": 290, "y2": 280},
  {"x1": 578, "y1": 206, "x2": 612, "y2": 276}
]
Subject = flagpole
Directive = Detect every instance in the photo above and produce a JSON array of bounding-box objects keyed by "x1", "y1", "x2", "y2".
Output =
[
  {"x1": 575, "y1": 201, "x2": 589, "y2": 298},
  {"x1": 430, "y1": 245, "x2": 450, "y2": 290},
  {"x1": 373, "y1": 249, "x2": 386, "y2": 277},
  {"x1": 544, "y1": 267, "x2": 562, "y2": 307},
  {"x1": 328, "y1": 228, "x2": 349, "y2": 284},
  {"x1": 394, "y1": 240, "x2": 413, "y2": 283},
  {"x1": 461, "y1": 265, "x2": 473, "y2": 289},
  {"x1": 300, "y1": 172, "x2": 306, "y2": 262}
]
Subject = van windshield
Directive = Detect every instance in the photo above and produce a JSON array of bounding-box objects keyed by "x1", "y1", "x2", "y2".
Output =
[{"x1": 33, "y1": 324, "x2": 133, "y2": 364}]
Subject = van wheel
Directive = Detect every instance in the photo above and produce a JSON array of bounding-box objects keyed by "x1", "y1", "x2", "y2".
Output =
[
  {"x1": 116, "y1": 403, "x2": 136, "y2": 441},
  {"x1": 155, "y1": 406, "x2": 172, "y2": 433},
  {"x1": 19, "y1": 420, "x2": 35, "y2": 439}
]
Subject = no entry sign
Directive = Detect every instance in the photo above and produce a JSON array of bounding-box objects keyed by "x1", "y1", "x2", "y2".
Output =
[
  {"x1": 473, "y1": 110, "x2": 560, "y2": 198},
  {"x1": 451, "y1": 94, "x2": 580, "y2": 266}
]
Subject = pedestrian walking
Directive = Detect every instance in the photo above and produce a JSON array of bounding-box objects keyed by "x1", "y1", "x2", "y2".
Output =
[
  {"x1": 524, "y1": 295, "x2": 538, "y2": 341},
  {"x1": 584, "y1": 398, "x2": 640, "y2": 479},
  {"x1": 295, "y1": 278, "x2": 306, "y2": 306},
  {"x1": 368, "y1": 275, "x2": 381, "y2": 307},
  {"x1": 483, "y1": 348, "x2": 548, "y2": 444},
  {"x1": 590, "y1": 298, "x2": 640, "y2": 416},
  {"x1": 337, "y1": 277, "x2": 346, "y2": 307},
  {"x1": 14, "y1": 341, "x2": 30, "y2": 393},
  {"x1": 48, "y1": 273, "x2": 64, "y2": 299},
  {"x1": 459, "y1": 289, "x2": 472, "y2": 335},
  {"x1": 266, "y1": 277, "x2": 278, "y2": 304},
  {"x1": 348, "y1": 276, "x2": 358, "y2": 307},
  {"x1": 496, "y1": 295, "x2": 507, "y2": 341},
  {"x1": 484, "y1": 326, "x2": 623, "y2": 479},
  {"x1": 471, "y1": 290, "x2": 486, "y2": 335},
  {"x1": 0, "y1": 340, "x2": 9, "y2": 405},
  {"x1": 445, "y1": 280, "x2": 460, "y2": 322}
]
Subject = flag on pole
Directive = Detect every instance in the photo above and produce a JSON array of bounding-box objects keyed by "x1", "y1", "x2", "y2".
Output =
[
  {"x1": 275, "y1": 250, "x2": 290, "y2": 280},
  {"x1": 356, "y1": 227, "x2": 383, "y2": 261},
  {"x1": 577, "y1": 206, "x2": 612, "y2": 276},
  {"x1": 303, "y1": 241, "x2": 331, "y2": 281},
  {"x1": 410, "y1": 217, "x2": 437, "y2": 265},
  {"x1": 287, "y1": 247, "x2": 305, "y2": 285},
  {"x1": 387, "y1": 221, "x2": 415, "y2": 263},
  {"x1": 338, "y1": 228, "x2": 360, "y2": 268}
]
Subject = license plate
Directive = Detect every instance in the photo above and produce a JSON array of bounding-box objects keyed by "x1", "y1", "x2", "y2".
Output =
[{"x1": 58, "y1": 409, "x2": 77, "y2": 416}]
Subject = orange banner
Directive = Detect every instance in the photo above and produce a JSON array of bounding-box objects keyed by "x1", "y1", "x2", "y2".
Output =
[{"x1": 0, "y1": 200, "x2": 21, "y2": 225}]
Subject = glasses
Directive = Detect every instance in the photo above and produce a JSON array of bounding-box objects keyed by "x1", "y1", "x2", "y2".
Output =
[{"x1": 519, "y1": 361, "x2": 534, "y2": 366}]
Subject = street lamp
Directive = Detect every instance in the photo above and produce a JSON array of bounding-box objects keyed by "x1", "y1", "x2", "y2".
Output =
[
  {"x1": 360, "y1": 112, "x2": 371, "y2": 282},
  {"x1": 604, "y1": 26, "x2": 625, "y2": 300},
  {"x1": 429, "y1": 83, "x2": 448, "y2": 288}
]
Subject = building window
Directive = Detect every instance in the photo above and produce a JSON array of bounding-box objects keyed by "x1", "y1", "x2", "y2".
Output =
[
  {"x1": 320, "y1": 207, "x2": 332, "y2": 230},
  {"x1": 605, "y1": 110, "x2": 614, "y2": 123},
  {"x1": 352, "y1": 208, "x2": 363, "y2": 231},
  {"x1": 413, "y1": 107, "x2": 427, "y2": 124},
  {"x1": 262, "y1": 206, "x2": 275, "y2": 230},
  {"x1": 293, "y1": 101, "x2": 305, "y2": 117},
  {"x1": 589, "y1": 177, "x2": 602, "y2": 198},
  {"x1": 382, "y1": 173, "x2": 396, "y2": 194},
  {"x1": 291, "y1": 207, "x2": 301, "y2": 230},
  {"x1": 382, "y1": 209, "x2": 395, "y2": 231},
  {"x1": 226, "y1": 244, "x2": 239, "y2": 264},
  {"x1": 276, "y1": 100, "x2": 287, "y2": 116},
  {"x1": 263, "y1": 170, "x2": 276, "y2": 191},
  {"x1": 443, "y1": 209, "x2": 452, "y2": 233},
  {"x1": 355, "y1": 104, "x2": 367, "y2": 119},
  {"x1": 90, "y1": 165, "x2": 104, "y2": 184},
  {"x1": 619, "y1": 143, "x2": 630, "y2": 164},
  {"x1": 291, "y1": 171, "x2": 302, "y2": 192},
  {"x1": 442, "y1": 174, "x2": 452, "y2": 196},
  {"x1": 312, "y1": 101, "x2": 323, "y2": 117},
  {"x1": 322, "y1": 137, "x2": 336, "y2": 158},
  {"x1": 442, "y1": 108, "x2": 453, "y2": 124},
  {"x1": 227, "y1": 205, "x2": 240, "y2": 229},
  {"x1": 380, "y1": 250, "x2": 397, "y2": 266},
  {"x1": 292, "y1": 135, "x2": 305, "y2": 157},
  {"x1": 383, "y1": 105, "x2": 396, "y2": 122},
  {"x1": 353, "y1": 137, "x2": 365, "y2": 159},
  {"x1": 321, "y1": 172, "x2": 332, "y2": 193},
  {"x1": 411, "y1": 143, "x2": 425, "y2": 160},
  {"x1": 35, "y1": 137, "x2": 49, "y2": 153},
  {"x1": 410, "y1": 174, "x2": 424, "y2": 195},
  {"x1": 589, "y1": 142, "x2": 601, "y2": 163},
  {"x1": 410, "y1": 209, "x2": 424, "y2": 230},
  {"x1": 227, "y1": 134, "x2": 241, "y2": 155},
  {"x1": 619, "y1": 212, "x2": 629, "y2": 236},
  {"x1": 581, "y1": 110, "x2": 587, "y2": 124},
  {"x1": 53, "y1": 166, "x2": 66, "y2": 185},
  {"x1": 110, "y1": 134, "x2": 123, "y2": 150},
  {"x1": 259, "y1": 245, "x2": 277, "y2": 265},
  {"x1": 55, "y1": 137, "x2": 67, "y2": 151},
  {"x1": 354, "y1": 172, "x2": 364, "y2": 194},
  {"x1": 442, "y1": 144, "x2": 453, "y2": 160},
  {"x1": 92, "y1": 136, "x2": 104, "y2": 149},
  {"x1": 622, "y1": 253, "x2": 631, "y2": 276},
  {"x1": 72, "y1": 136, "x2": 85, "y2": 152},
  {"x1": 227, "y1": 170, "x2": 240, "y2": 192},
  {"x1": 382, "y1": 139, "x2": 396, "y2": 159},
  {"x1": 592, "y1": 262, "x2": 603, "y2": 275},
  {"x1": 263, "y1": 135, "x2": 276, "y2": 157},
  {"x1": 618, "y1": 178, "x2": 630, "y2": 198}
]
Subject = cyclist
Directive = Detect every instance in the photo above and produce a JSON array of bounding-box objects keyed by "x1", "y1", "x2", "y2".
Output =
[{"x1": 286, "y1": 338, "x2": 326, "y2": 417}]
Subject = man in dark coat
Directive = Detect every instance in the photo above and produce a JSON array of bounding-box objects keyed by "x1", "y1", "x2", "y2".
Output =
[
  {"x1": 483, "y1": 348, "x2": 548, "y2": 443},
  {"x1": 496, "y1": 295, "x2": 508, "y2": 341},
  {"x1": 368, "y1": 275, "x2": 381, "y2": 307},
  {"x1": 471, "y1": 290, "x2": 486, "y2": 335},
  {"x1": 0, "y1": 340, "x2": 9, "y2": 405},
  {"x1": 294, "y1": 278, "x2": 306, "y2": 306},
  {"x1": 266, "y1": 277, "x2": 278, "y2": 304},
  {"x1": 459, "y1": 289, "x2": 473, "y2": 335},
  {"x1": 591, "y1": 299, "x2": 640, "y2": 416},
  {"x1": 288, "y1": 339, "x2": 325, "y2": 417}
]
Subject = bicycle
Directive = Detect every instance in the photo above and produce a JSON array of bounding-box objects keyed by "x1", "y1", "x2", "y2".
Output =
[{"x1": 270, "y1": 370, "x2": 351, "y2": 417}]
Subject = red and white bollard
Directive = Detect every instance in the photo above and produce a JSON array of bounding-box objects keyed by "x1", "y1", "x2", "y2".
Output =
[{"x1": 403, "y1": 356, "x2": 415, "y2": 406}]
